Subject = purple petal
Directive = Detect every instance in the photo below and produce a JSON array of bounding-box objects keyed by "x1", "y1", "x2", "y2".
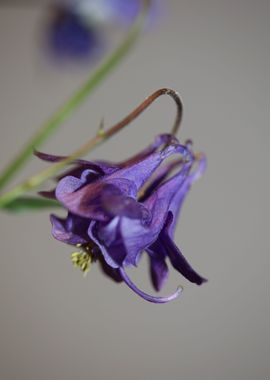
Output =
[
  {"x1": 55, "y1": 168, "x2": 103, "y2": 199},
  {"x1": 95, "y1": 217, "x2": 119, "y2": 246},
  {"x1": 89, "y1": 196, "x2": 150, "y2": 268},
  {"x1": 56, "y1": 177, "x2": 137, "y2": 220},
  {"x1": 166, "y1": 178, "x2": 191, "y2": 239},
  {"x1": 39, "y1": 168, "x2": 101, "y2": 201},
  {"x1": 88, "y1": 219, "x2": 127, "y2": 268},
  {"x1": 94, "y1": 134, "x2": 177, "y2": 174},
  {"x1": 119, "y1": 267, "x2": 182, "y2": 304},
  {"x1": 35, "y1": 150, "x2": 106, "y2": 174},
  {"x1": 190, "y1": 153, "x2": 207, "y2": 182},
  {"x1": 119, "y1": 161, "x2": 193, "y2": 266},
  {"x1": 56, "y1": 174, "x2": 83, "y2": 194},
  {"x1": 35, "y1": 133, "x2": 174, "y2": 175},
  {"x1": 139, "y1": 158, "x2": 183, "y2": 202},
  {"x1": 56, "y1": 165, "x2": 101, "y2": 182},
  {"x1": 147, "y1": 238, "x2": 168, "y2": 290},
  {"x1": 107, "y1": 142, "x2": 190, "y2": 193},
  {"x1": 149, "y1": 256, "x2": 169, "y2": 291},
  {"x1": 160, "y1": 212, "x2": 207, "y2": 285},
  {"x1": 50, "y1": 213, "x2": 90, "y2": 245},
  {"x1": 117, "y1": 134, "x2": 177, "y2": 167},
  {"x1": 100, "y1": 185, "x2": 151, "y2": 222},
  {"x1": 168, "y1": 154, "x2": 207, "y2": 238},
  {"x1": 35, "y1": 150, "x2": 92, "y2": 165},
  {"x1": 57, "y1": 140, "x2": 190, "y2": 220},
  {"x1": 39, "y1": 189, "x2": 56, "y2": 199}
]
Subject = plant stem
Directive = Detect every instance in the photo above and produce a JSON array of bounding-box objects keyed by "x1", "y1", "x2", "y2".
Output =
[
  {"x1": 2, "y1": 197, "x2": 61, "y2": 213},
  {"x1": 0, "y1": 0, "x2": 150, "y2": 191},
  {"x1": 0, "y1": 88, "x2": 183, "y2": 208}
]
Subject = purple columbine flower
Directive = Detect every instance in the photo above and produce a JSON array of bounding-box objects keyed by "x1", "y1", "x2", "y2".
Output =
[
  {"x1": 46, "y1": 2, "x2": 105, "y2": 61},
  {"x1": 37, "y1": 134, "x2": 207, "y2": 303},
  {"x1": 45, "y1": 0, "x2": 155, "y2": 61}
]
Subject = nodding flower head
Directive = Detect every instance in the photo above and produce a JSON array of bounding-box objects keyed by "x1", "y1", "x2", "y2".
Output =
[{"x1": 37, "y1": 133, "x2": 206, "y2": 303}]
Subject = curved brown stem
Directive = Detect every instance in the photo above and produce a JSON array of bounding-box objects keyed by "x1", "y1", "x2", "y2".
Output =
[
  {"x1": 0, "y1": 88, "x2": 183, "y2": 208},
  {"x1": 105, "y1": 88, "x2": 183, "y2": 139}
]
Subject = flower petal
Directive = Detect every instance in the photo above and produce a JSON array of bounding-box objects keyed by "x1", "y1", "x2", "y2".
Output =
[
  {"x1": 88, "y1": 219, "x2": 127, "y2": 268},
  {"x1": 160, "y1": 212, "x2": 207, "y2": 285},
  {"x1": 50, "y1": 213, "x2": 90, "y2": 245},
  {"x1": 100, "y1": 184, "x2": 151, "y2": 222},
  {"x1": 56, "y1": 141, "x2": 190, "y2": 220},
  {"x1": 120, "y1": 161, "x2": 193, "y2": 266},
  {"x1": 39, "y1": 189, "x2": 56, "y2": 199},
  {"x1": 139, "y1": 158, "x2": 183, "y2": 202},
  {"x1": 149, "y1": 256, "x2": 169, "y2": 291},
  {"x1": 117, "y1": 134, "x2": 177, "y2": 167},
  {"x1": 107, "y1": 142, "x2": 191, "y2": 193},
  {"x1": 56, "y1": 177, "x2": 137, "y2": 220},
  {"x1": 35, "y1": 150, "x2": 111, "y2": 174},
  {"x1": 119, "y1": 267, "x2": 182, "y2": 304},
  {"x1": 167, "y1": 153, "x2": 207, "y2": 238},
  {"x1": 147, "y1": 238, "x2": 168, "y2": 291}
]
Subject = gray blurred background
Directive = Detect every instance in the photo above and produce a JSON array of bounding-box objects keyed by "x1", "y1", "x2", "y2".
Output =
[{"x1": 0, "y1": 1, "x2": 269, "y2": 379}]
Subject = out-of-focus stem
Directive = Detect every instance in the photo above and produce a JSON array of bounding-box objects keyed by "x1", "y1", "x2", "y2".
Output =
[{"x1": 0, "y1": 0, "x2": 151, "y2": 191}]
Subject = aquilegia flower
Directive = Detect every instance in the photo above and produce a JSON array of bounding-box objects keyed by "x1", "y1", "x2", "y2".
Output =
[
  {"x1": 46, "y1": 2, "x2": 105, "y2": 61},
  {"x1": 45, "y1": 0, "x2": 153, "y2": 61},
  {"x1": 37, "y1": 134, "x2": 207, "y2": 303}
]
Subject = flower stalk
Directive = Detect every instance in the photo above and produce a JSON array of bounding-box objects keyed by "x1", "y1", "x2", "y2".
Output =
[
  {"x1": 0, "y1": 0, "x2": 151, "y2": 191},
  {"x1": 0, "y1": 88, "x2": 183, "y2": 209}
]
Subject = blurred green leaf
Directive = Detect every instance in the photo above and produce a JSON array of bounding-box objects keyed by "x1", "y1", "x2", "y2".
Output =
[{"x1": 2, "y1": 197, "x2": 62, "y2": 213}]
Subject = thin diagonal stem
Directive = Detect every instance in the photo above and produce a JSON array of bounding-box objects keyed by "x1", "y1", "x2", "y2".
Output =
[
  {"x1": 0, "y1": 88, "x2": 183, "y2": 208},
  {"x1": 0, "y1": 0, "x2": 150, "y2": 191}
]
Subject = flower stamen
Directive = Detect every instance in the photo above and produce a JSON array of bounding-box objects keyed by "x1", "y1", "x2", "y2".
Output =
[{"x1": 71, "y1": 243, "x2": 95, "y2": 276}]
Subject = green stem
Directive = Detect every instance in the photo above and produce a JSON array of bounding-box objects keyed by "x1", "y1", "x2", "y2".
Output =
[
  {"x1": 0, "y1": 0, "x2": 150, "y2": 191},
  {"x1": 2, "y1": 197, "x2": 62, "y2": 213},
  {"x1": 0, "y1": 88, "x2": 183, "y2": 208}
]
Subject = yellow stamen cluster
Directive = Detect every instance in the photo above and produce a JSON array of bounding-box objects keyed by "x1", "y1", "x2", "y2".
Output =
[{"x1": 70, "y1": 244, "x2": 93, "y2": 276}]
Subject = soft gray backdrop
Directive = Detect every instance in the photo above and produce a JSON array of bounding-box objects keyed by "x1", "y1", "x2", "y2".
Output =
[{"x1": 0, "y1": 1, "x2": 269, "y2": 379}]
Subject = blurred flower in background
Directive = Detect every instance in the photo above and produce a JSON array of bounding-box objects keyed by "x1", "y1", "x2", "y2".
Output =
[
  {"x1": 46, "y1": 2, "x2": 105, "y2": 61},
  {"x1": 44, "y1": 0, "x2": 158, "y2": 63}
]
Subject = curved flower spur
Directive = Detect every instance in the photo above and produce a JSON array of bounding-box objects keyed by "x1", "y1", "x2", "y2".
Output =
[{"x1": 36, "y1": 89, "x2": 207, "y2": 303}]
